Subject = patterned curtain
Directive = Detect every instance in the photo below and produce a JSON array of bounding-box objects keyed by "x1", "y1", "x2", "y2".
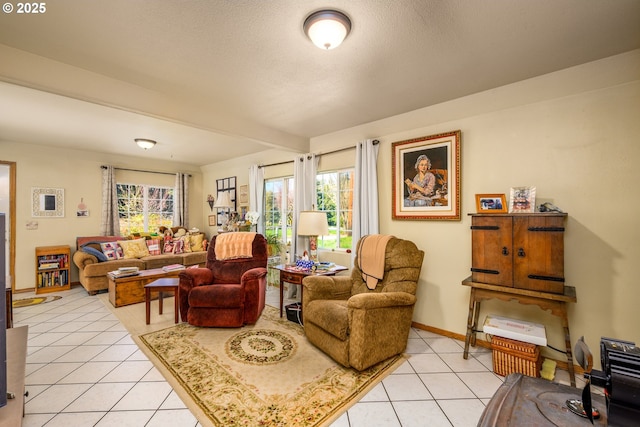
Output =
[
  {"x1": 100, "y1": 165, "x2": 120, "y2": 236},
  {"x1": 173, "y1": 173, "x2": 189, "y2": 227}
]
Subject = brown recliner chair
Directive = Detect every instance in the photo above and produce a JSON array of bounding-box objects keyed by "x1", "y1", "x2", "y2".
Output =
[
  {"x1": 178, "y1": 232, "x2": 268, "y2": 327},
  {"x1": 302, "y1": 236, "x2": 424, "y2": 371}
]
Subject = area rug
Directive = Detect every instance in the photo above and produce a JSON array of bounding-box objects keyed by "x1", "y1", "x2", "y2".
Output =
[
  {"x1": 98, "y1": 294, "x2": 404, "y2": 427},
  {"x1": 12, "y1": 295, "x2": 61, "y2": 308}
]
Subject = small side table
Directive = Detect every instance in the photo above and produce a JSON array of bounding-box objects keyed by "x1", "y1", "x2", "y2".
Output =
[
  {"x1": 271, "y1": 264, "x2": 348, "y2": 317},
  {"x1": 462, "y1": 277, "x2": 578, "y2": 386},
  {"x1": 144, "y1": 278, "x2": 180, "y2": 325}
]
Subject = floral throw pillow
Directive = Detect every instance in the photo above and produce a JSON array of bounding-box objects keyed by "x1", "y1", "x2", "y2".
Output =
[
  {"x1": 163, "y1": 237, "x2": 175, "y2": 254},
  {"x1": 173, "y1": 237, "x2": 185, "y2": 254}
]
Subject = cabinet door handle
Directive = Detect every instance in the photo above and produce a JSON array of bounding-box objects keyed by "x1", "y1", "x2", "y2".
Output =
[
  {"x1": 502, "y1": 247, "x2": 509, "y2": 256},
  {"x1": 517, "y1": 248, "x2": 525, "y2": 257}
]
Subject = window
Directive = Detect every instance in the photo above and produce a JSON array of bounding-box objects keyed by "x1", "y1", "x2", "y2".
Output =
[
  {"x1": 263, "y1": 168, "x2": 354, "y2": 251},
  {"x1": 117, "y1": 184, "x2": 174, "y2": 235},
  {"x1": 264, "y1": 177, "x2": 294, "y2": 245},
  {"x1": 316, "y1": 169, "x2": 354, "y2": 250}
]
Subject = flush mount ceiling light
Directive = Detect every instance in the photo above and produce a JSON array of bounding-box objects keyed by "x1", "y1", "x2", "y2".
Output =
[
  {"x1": 303, "y1": 9, "x2": 351, "y2": 50},
  {"x1": 135, "y1": 138, "x2": 156, "y2": 150}
]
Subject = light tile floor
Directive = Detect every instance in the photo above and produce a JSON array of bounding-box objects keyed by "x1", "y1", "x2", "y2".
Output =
[{"x1": 12, "y1": 284, "x2": 584, "y2": 427}]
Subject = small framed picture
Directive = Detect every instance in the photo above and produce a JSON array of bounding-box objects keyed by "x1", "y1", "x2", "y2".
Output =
[
  {"x1": 475, "y1": 194, "x2": 507, "y2": 213},
  {"x1": 509, "y1": 186, "x2": 536, "y2": 213},
  {"x1": 208, "y1": 215, "x2": 217, "y2": 226}
]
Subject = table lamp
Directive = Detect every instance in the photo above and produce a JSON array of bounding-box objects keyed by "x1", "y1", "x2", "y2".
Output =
[
  {"x1": 297, "y1": 211, "x2": 329, "y2": 262},
  {"x1": 213, "y1": 191, "x2": 233, "y2": 231}
]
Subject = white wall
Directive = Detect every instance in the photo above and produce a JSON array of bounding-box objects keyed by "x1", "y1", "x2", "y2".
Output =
[
  {"x1": 202, "y1": 51, "x2": 640, "y2": 365},
  {"x1": 308, "y1": 51, "x2": 640, "y2": 363},
  {"x1": 0, "y1": 142, "x2": 203, "y2": 291}
]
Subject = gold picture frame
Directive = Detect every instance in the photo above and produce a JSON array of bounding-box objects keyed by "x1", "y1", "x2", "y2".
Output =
[
  {"x1": 392, "y1": 130, "x2": 461, "y2": 220},
  {"x1": 475, "y1": 194, "x2": 507, "y2": 213}
]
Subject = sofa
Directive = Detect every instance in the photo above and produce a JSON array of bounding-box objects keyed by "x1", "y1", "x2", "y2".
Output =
[{"x1": 73, "y1": 234, "x2": 207, "y2": 295}]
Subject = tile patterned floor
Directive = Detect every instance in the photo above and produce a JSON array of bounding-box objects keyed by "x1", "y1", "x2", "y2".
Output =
[{"x1": 12, "y1": 285, "x2": 584, "y2": 427}]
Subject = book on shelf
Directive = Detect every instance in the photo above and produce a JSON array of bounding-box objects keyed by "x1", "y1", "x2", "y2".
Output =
[
  {"x1": 482, "y1": 315, "x2": 547, "y2": 346},
  {"x1": 162, "y1": 264, "x2": 186, "y2": 272},
  {"x1": 38, "y1": 262, "x2": 59, "y2": 270}
]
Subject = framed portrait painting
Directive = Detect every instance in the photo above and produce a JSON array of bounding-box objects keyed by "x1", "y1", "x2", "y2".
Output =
[{"x1": 392, "y1": 130, "x2": 461, "y2": 220}]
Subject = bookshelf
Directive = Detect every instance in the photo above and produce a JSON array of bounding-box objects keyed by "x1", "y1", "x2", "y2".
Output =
[{"x1": 35, "y1": 245, "x2": 71, "y2": 294}]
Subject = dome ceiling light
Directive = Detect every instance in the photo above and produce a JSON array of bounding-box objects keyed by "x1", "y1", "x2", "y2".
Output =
[
  {"x1": 135, "y1": 138, "x2": 156, "y2": 150},
  {"x1": 303, "y1": 10, "x2": 351, "y2": 50}
]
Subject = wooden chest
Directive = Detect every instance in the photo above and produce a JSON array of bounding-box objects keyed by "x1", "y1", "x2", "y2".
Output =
[
  {"x1": 471, "y1": 213, "x2": 566, "y2": 294},
  {"x1": 108, "y1": 268, "x2": 182, "y2": 307}
]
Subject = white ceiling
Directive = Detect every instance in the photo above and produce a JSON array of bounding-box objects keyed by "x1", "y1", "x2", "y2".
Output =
[{"x1": 1, "y1": 0, "x2": 639, "y2": 166}]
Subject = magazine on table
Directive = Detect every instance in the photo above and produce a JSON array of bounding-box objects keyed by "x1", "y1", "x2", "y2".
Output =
[{"x1": 162, "y1": 264, "x2": 186, "y2": 272}]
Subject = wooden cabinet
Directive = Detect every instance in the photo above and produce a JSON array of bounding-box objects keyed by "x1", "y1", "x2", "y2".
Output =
[
  {"x1": 35, "y1": 245, "x2": 71, "y2": 294},
  {"x1": 470, "y1": 213, "x2": 566, "y2": 294}
]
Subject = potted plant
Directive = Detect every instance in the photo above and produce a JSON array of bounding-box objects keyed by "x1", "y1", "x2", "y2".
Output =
[{"x1": 265, "y1": 234, "x2": 284, "y2": 257}]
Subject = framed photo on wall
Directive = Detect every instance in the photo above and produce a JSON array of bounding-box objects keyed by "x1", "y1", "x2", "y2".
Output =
[
  {"x1": 31, "y1": 187, "x2": 64, "y2": 218},
  {"x1": 475, "y1": 194, "x2": 507, "y2": 213},
  {"x1": 392, "y1": 130, "x2": 461, "y2": 220}
]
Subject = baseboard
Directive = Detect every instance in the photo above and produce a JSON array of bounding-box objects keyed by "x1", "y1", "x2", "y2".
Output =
[{"x1": 410, "y1": 321, "x2": 582, "y2": 375}]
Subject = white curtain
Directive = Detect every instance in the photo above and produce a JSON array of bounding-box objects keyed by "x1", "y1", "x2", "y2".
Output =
[
  {"x1": 100, "y1": 165, "x2": 120, "y2": 236},
  {"x1": 353, "y1": 139, "x2": 380, "y2": 249},
  {"x1": 249, "y1": 164, "x2": 264, "y2": 234},
  {"x1": 292, "y1": 153, "x2": 318, "y2": 259},
  {"x1": 289, "y1": 153, "x2": 317, "y2": 297},
  {"x1": 173, "y1": 173, "x2": 189, "y2": 227}
]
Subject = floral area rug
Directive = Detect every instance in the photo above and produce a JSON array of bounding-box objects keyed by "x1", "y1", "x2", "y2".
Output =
[{"x1": 137, "y1": 305, "x2": 403, "y2": 427}]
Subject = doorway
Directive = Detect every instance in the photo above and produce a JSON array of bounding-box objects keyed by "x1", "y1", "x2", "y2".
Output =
[{"x1": 0, "y1": 161, "x2": 16, "y2": 292}]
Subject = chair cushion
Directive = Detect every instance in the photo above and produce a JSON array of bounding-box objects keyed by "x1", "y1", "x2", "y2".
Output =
[
  {"x1": 189, "y1": 284, "x2": 244, "y2": 308},
  {"x1": 305, "y1": 300, "x2": 349, "y2": 341}
]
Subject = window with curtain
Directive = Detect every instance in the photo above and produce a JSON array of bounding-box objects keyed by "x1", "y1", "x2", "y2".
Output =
[
  {"x1": 264, "y1": 177, "x2": 294, "y2": 245},
  {"x1": 264, "y1": 168, "x2": 354, "y2": 250},
  {"x1": 316, "y1": 169, "x2": 354, "y2": 250},
  {"x1": 117, "y1": 183, "x2": 174, "y2": 235}
]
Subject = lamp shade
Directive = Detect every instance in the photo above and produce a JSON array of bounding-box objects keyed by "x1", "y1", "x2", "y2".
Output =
[
  {"x1": 303, "y1": 10, "x2": 351, "y2": 50},
  {"x1": 297, "y1": 211, "x2": 329, "y2": 236},
  {"x1": 213, "y1": 191, "x2": 233, "y2": 208}
]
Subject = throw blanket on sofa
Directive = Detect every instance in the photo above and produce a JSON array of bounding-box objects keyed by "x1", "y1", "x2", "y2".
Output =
[
  {"x1": 215, "y1": 232, "x2": 257, "y2": 260},
  {"x1": 358, "y1": 234, "x2": 393, "y2": 290}
]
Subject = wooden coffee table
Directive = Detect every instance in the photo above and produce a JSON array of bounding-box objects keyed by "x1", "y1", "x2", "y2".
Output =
[
  {"x1": 108, "y1": 267, "x2": 184, "y2": 308},
  {"x1": 144, "y1": 278, "x2": 179, "y2": 324}
]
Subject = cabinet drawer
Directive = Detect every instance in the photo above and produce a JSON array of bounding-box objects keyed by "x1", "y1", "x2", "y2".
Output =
[{"x1": 280, "y1": 272, "x2": 304, "y2": 285}]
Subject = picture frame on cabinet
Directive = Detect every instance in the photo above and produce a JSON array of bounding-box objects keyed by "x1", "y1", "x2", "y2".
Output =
[
  {"x1": 475, "y1": 194, "x2": 507, "y2": 213},
  {"x1": 392, "y1": 130, "x2": 461, "y2": 220},
  {"x1": 509, "y1": 186, "x2": 536, "y2": 213}
]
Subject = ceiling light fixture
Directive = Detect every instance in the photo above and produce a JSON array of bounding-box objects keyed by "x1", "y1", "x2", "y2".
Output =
[
  {"x1": 303, "y1": 9, "x2": 351, "y2": 50},
  {"x1": 135, "y1": 138, "x2": 156, "y2": 150}
]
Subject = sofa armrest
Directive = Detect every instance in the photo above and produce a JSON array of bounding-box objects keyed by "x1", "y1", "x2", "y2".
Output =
[
  {"x1": 73, "y1": 250, "x2": 97, "y2": 270},
  {"x1": 303, "y1": 275, "x2": 352, "y2": 303}
]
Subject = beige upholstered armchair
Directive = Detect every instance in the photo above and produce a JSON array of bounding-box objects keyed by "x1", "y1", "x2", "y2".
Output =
[{"x1": 302, "y1": 236, "x2": 424, "y2": 371}]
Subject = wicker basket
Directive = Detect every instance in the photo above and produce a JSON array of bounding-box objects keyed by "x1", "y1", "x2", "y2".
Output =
[{"x1": 491, "y1": 336, "x2": 541, "y2": 378}]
